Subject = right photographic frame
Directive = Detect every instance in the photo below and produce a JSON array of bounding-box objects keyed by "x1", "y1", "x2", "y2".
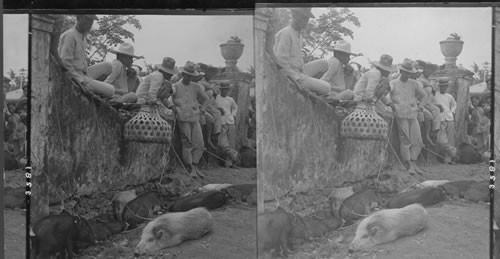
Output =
[{"x1": 255, "y1": 5, "x2": 492, "y2": 258}]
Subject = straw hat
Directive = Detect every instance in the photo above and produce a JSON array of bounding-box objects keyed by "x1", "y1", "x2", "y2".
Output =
[
  {"x1": 327, "y1": 40, "x2": 356, "y2": 55},
  {"x1": 109, "y1": 43, "x2": 142, "y2": 59},
  {"x1": 398, "y1": 58, "x2": 418, "y2": 73},
  {"x1": 180, "y1": 61, "x2": 200, "y2": 77},
  {"x1": 372, "y1": 54, "x2": 394, "y2": 72},
  {"x1": 155, "y1": 57, "x2": 177, "y2": 75},
  {"x1": 219, "y1": 82, "x2": 232, "y2": 89},
  {"x1": 290, "y1": 8, "x2": 315, "y2": 18},
  {"x1": 438, "y1": 79, "x2": 450, "y2": 88}
]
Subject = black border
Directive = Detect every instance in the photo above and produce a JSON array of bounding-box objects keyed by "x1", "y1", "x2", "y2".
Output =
[{"x1": 1, "y1": 2, "x2": 497, "y2": 259}]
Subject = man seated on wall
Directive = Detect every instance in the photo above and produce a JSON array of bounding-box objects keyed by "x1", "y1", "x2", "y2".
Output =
[
  {"x1": 58, "y1": 15, "x2": 115, "y2": 98},
  {"x1": 273, "y1": 8, "x2": 332, "y2": 96},
  {"x1": 303, "y1": 40, "x2": 357, "y2": 101},
  {"x1": 87, "y1": 43, "x2": 143, "y2": 103}
]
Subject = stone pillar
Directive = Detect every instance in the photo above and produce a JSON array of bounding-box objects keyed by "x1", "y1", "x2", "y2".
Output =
[
  {"x1": 430, "y1": 70, "x2": 474, "y2": 148},
  {"x1": 31, "y1": 14, "x2": 56, "y2": 220},
  {"x1": 212, "y1": 37, "x2": 253, "y2": 152},
  {"x1": 254, "y1": 8, "x2": 273, "y2": 213}
]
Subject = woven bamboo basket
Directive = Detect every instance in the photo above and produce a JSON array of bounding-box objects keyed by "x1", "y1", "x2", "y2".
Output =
[
  {"x1": 341, "y1": 103, "x2": 389, "y2": 140},
  {"x1": 124, "y1": 105, "x2": 173, "y2": 144}
]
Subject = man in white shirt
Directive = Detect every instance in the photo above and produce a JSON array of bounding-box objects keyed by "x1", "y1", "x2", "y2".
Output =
[
  {"x1": 215, "y1": 83, "x2": 238, "y2": 167},
  {"x1": 273, "y1": 8, "x2": 332, "y2": 96},
  {"x1": 433, "y1": 79, "x2": 457, "y2": 163},
  {"x1": 58, "y1": 15, "x2": 115, "y2": 98}
]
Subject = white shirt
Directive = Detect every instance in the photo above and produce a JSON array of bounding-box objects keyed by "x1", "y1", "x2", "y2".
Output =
[
  {"x1": 215, "y1": 95, "x2": 238, "y2": 125},
  {"x1": 433, "y1": 92, "x2": 456, "y2": 121}
]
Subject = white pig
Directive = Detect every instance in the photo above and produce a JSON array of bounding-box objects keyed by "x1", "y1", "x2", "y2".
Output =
[
  {"x1": 134, "y1": 207, "x2": 213, "y2": 256},
  {"x1": 349, "y1": 203, "x2": 428, "y2": 251}
]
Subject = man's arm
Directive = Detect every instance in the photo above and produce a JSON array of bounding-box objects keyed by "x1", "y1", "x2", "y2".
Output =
[
  {"x1": 449, "y1": 95, "x2": 457, "y2": 114},
  {"x1": 230, "y1": 98, "x2": 238, "y2": 118}
]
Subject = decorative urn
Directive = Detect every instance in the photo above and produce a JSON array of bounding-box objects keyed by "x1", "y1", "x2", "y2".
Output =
[
  {"x1": 439, "y1": 33, "x2": 464, "y2": 67},
  {"x1": 220, "y1": 36, "x2": 244, "y2": 62}
]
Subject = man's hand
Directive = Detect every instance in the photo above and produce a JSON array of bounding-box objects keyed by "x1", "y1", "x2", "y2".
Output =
[{"x1": 217, "y1": 107, "x2": 225, "y2": 115}]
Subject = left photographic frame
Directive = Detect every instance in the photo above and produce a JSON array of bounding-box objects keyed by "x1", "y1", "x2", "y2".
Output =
[{"x1": 27, "y1": 12, "x2": 256, "y2": 259}]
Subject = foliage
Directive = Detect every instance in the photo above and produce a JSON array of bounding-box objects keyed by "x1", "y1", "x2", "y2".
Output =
[
  {"x1": 228, "y1": 36, "x2": 242, "y2": 44},
  {"x1": 471, "y1": 62, "x2": 491, "y2": 84},
  {"x1": 62, "y1": 15, "x2": 142, "y2": 66},
  {"x1": 448, "y1": 33, "x2": 461, "y2": 41},
  {"x1": 4, "y1": 68, "x2": 27, "y2": 91}
]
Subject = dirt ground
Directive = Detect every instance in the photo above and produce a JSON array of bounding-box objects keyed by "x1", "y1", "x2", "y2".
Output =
[
  {"x1": 4, "y1": 166, "x2": 256, "y2": 259},
  {"x1": 76, "y1": 167, "x2": 257, "y2": 259},
  {"x1": 283, "y1": 163, "x2": 489, "y2": 259}
]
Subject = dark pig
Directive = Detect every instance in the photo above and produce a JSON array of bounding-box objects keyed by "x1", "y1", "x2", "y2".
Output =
[
  {"x1": 122, "y1": 191, "x2": 164, "y2": 229},
  {"x1": 456, "y1": 143, "x2": 482, "y2": 164},
  {"x1": 31, "y1": 211, "x2": 96, "y2": 259},
  {"x1": 386, "y1": 187, "x2": 445, "y2": 209},
  {"x1": 290, "y1": 210, "x2": 342, "y2": 244},
  {"x1": 339, "y1": 189, "x2": 381, "y2": 225},
  {"x1": 88, "y1": 219, "x2": 128, "y2": 241},
  {"x1": 237, "y1": 146, "x2": 256, "y2": 168},
  {"x1": 439, "y1": 180, "x2": 477, "y2": 199},
  {"x1": 222, "y1": 184, "x2": 256, "y2": 203},
  {"x1": 464, "y1": 180, "x2": 489, "y2": 203},
  {"x1": 258, "y1": 207, "x2": 294, "y2": 256},
  {"x1": 170, "y1": 190, "x2": 227, "y2": 212}
]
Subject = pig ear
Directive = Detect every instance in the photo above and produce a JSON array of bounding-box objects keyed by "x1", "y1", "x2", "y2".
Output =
[
  {"x1": 153, "y1": 227, "x2": 165, "y2": 239},
  {"x1": 367, "y1": 223, "x2": 381, "y2": 236}
]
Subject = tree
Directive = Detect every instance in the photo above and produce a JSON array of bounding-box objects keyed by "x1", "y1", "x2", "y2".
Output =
[{"x1": 62, "y1": 15, "x2": 142, "y2": 66}]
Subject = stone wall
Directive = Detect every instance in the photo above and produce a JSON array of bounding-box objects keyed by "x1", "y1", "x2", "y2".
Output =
[{"x1": 31, "y1": 15, "x2": 172, "y2": 220}]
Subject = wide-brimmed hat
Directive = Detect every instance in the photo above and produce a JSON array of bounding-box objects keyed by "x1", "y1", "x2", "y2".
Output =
[
  {"x1": 372, "y1": 54, "x2": 394, "y2": 72},
  {"x1": 180, "y1": 61, "x2": 200, "y2": 77},
  {"x1": 109, "y1": 43, "x2": 142, "y2": 59},
  {"x1": 219, "y1": 82, "x2": 232, "y2": 89},
  {"x1": 290, "y1": 8, "x2": 315, "y2": 18},
  {"x1": 155, "y1": 57, "x2": 176, "y2": 75},
  {"x1": 438, "y1": 79, "x2": 450, "y2": 87},
  {"x1": 327, "y1": 40, "x2": 356, "y2": 55},
  {"x1": 398, "y1": 58, "x2": 418, "y2": 73}
]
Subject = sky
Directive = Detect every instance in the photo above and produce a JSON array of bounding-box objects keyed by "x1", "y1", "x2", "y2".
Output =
[
  {"x1": 2, "y1": 14, "x2": 254, "y2": 76},
  {"x1": 310, "y1": 7, "x2": 492, "y2": 71},
  {"x1": 102, "y1": 15, "x2": 254, "y2": 72},
  {"x1": 2, "y1": 9, "x2": 492, "y2": 76},
  {"x1": 3, "y1": 14, "x2": 29, "y2": 75}
]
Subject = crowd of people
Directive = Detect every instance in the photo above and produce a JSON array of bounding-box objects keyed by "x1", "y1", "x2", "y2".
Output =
[
  {"x1": 57, "y1": 15, "x2": 250, "y2": 178},
  {"x1": 273, "y1": 8, "x2": 489, "y2": 174},
  {"x1": 3, "y1": 78, "x2": 27, "y2": 169}
]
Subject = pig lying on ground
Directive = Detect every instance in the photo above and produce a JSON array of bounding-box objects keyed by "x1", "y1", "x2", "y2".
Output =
[
  {"x1": 134, "y1": 207, "x2": 213, "y2": 256},
  {"x1": 349, "y1": 203, "x2": 428, "y2": 252},
  {"x1": 385, "y1": 187, "x2": 445, "y2": 209},
  {"x1": 122, "y1": 191, "x2": 164, "y2": 229},
  {"x1": 339, "y1": 189, "x2": 381, "y2": 225}
]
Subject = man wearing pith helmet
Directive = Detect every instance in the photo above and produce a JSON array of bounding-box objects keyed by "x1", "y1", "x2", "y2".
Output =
[
  {"x1": 388, "y1": 58, "x2": 428, "y2": 175},
  {"x1": 273, "y1": 8, "x2": 332, "y2": 96},
  {"x1": 58, "y1": 15, "x2": 115, "y2": 98}
]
